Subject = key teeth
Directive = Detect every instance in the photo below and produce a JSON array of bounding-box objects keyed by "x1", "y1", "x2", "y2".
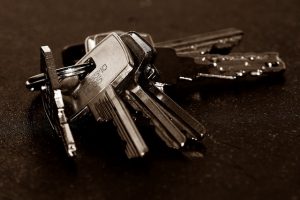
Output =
[
  {"x1": 104, "y1": 86, "x2": 149, "y2": 159},
  {"x1": 127, "y1": 86, "x2": 187, "y2": 150},
  {"x1": 147, "y1": 84, "x2": 206, "y2": 141}
]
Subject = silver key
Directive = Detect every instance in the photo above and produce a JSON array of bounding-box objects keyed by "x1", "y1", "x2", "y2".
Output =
[
  {"x1": 120, "y1": 32, "x2": 206, "y2": 142},
  {"x1": 69, "y1": 33, "x2": 148, "y2": 158},
  {"x1": 146, "y1": 83, "x2": 205, "y2": 140},
  {"x1": 125, "y1": 84, "x2": 186, "y2": 149},
  {"x1": 85, "y1": 32, "x2": 188, "y2": 150},
  {"x1": 120, "y1": 32, "x2": 206, "y2": 148}
]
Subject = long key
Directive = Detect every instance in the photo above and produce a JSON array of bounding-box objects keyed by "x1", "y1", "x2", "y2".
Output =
[
  {"x1": 125, "y1": 85, "x2": 186, "y2": 148},
  {"x1": 83, "y1": 31, "x2": 188, "y2": 149},
  {"x1": 147, "y1": 83, "x2": 205, "y2": 140},
  {"x1": 118, "y1": 32, "x2": 206, "y2": 148},
  {"x1": 103, "y1": 32, "x2": 188, "y2": 149},
  {"x1": 68, "y1": 33, "x2": 148, "y2": 158},
  {"x1": 102, "y1": 85, "x2": 148, "y2": 157}
]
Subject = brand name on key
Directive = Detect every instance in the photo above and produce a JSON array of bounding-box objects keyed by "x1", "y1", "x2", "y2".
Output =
[
  {"x1": 91, "y1": 64, "x2": 108, "y2": 84},
  {"x1": 73, "y1": 63, "x2": 109, "y2": 101},
  {"x1": 92, "y1": 63, "x2": 108, "y2": 82}
]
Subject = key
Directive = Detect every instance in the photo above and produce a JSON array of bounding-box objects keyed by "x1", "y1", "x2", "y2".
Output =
[
  {"x1": 85, "y1": 33, "x2": 187, "y2": 149},
  {"x1": 39, "y1": 46, "x2": 76, "y2": 157},
  {"x1": 119, "y1": 32, "x2": 206, "y2": 148},
  {"x1": 121, "y1": 32, "x2": 205, "y2": 141},
  {"x1": 112, "y1": 32, "x2": 187, "y2": 149},
  {"x1": 146, "y1": 83, "x2": 205, "y2": 140},
  {"x1": 117, "y1": 33, "x2": 186, "y2": 149},
  {"x1": 124, "y1": 85, "x2": 186, "y2": 149},
  {"x1": 85, "y1": 31, "x2": 206, "y2": 143},
  {"x1": 77, "y1": 31, "x2": 188, "y2": 149},
  {"x1": 68, "y1": 32, "x2": 148, "y2": 158}
]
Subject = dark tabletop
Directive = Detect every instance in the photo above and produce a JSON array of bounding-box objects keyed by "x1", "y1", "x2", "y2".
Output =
[{"x1": 0, "y1": 0, "x2": 299, "y2": 199}]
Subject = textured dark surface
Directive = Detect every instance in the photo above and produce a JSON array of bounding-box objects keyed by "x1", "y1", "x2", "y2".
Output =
[{"x1": 0, "y1": 0, "x2": 299, "y2": 199}]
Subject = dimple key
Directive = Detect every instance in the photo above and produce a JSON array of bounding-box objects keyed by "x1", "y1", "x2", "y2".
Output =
[
  {"x1": 119, "y1": 32, "x2": 197, "y2": 148},
  {"x1": 67, "y1": 33, "x2": 149, "y2": 158}
]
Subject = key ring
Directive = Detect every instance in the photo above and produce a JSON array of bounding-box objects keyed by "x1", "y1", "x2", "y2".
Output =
[{"x1": 26, "y1": 58, "x2": 96, "y2": 91}]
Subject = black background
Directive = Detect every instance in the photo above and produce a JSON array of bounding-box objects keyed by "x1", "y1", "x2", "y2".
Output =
[{"x1": 0, "y1": 0, "x2": 299, "y2": 199}]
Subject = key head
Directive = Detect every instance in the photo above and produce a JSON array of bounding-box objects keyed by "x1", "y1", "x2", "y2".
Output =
[
  {"x1": 67, "y1": 33, "x2": 135, "y2": 120},
  {"x1": 154, "y1": 47, "x2": 203, "y2": 85},
  {"x1": 120, "y1": 32, "x2": 159, "y2": 83},
  {"x1": 83, "y1": 31, "x2": 159, "y2": 83}
]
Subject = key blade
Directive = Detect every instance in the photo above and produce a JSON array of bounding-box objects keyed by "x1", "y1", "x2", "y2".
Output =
[
  {"x1": 155, "y1": 28, "x2": 243, "y2": 55},
  {"x1": 127, "y1": 85, "x2": 186, "y2": 149},
  {"x1": 105, "y1": 85, "x2": 148, "y2": 158},
  {"x1": 148, "y1": 83, "x2": 206, "y2": 140}
]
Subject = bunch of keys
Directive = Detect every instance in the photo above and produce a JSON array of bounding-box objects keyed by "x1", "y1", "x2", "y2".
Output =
[{"x1": 25, "y1": 28, "x2": 285, "y2": 158}]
